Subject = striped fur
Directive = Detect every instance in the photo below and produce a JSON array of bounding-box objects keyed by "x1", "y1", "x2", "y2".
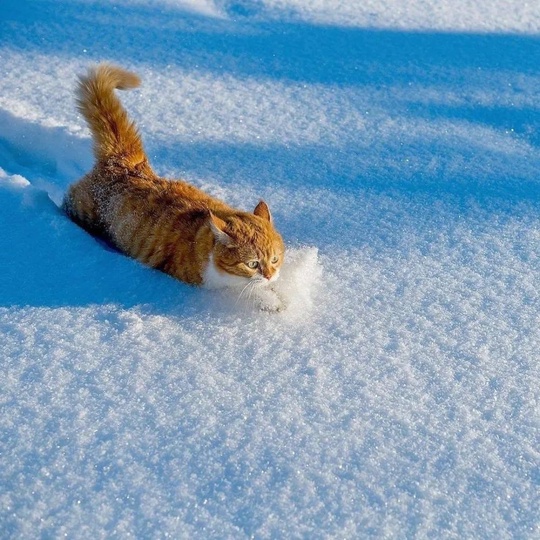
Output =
[{"x1": 64, "y1": 64, "x2": 284, "y2": 287}]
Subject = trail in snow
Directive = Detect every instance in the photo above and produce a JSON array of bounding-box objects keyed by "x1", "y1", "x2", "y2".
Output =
[{"x1": 1, "y1": 0, "x2": 540, "y2": 538}]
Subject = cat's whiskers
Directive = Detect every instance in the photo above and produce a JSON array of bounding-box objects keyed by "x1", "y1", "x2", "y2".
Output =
[
  {"x1": 236, "y1": 280, "x2": 258, "y2": 305},
  {"x1": 235, "y1": 276, "x2": 269, "y2": 307}
]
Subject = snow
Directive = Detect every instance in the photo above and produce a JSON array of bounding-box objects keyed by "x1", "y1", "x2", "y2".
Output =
[
  {"x1": 228, "y1": 0, "x2": 540, "y2": 33},
  {"x1": 1, "y1": 0, "x2": 540, "y2": 537}
]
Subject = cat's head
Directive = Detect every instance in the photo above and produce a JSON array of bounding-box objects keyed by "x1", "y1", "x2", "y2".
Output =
[{"x1": 207, "y1": 201, "x2": 285, "y2": 286}]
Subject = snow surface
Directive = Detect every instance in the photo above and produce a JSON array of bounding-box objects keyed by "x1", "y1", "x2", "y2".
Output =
[{"x1": 1, "y1": 0, "x2": 540, "y2": 538}]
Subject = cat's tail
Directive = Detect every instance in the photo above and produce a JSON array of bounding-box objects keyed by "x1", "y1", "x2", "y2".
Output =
[{"x1": 77, "y1": 64, "x2": 147, "y2": 167}]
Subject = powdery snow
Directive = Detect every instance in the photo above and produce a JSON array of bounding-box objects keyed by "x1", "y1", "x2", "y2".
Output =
[
  {"x1": 1, "y1": 0, "x2": 540, "y2": 538},
  {"x1": 212, "y1": 0, "x2": 540, "y2": 33}
]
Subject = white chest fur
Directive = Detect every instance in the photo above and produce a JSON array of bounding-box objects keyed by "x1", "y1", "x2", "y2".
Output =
[{"x1": 202, "y1": 255, "x2": 284, "y2": 311}]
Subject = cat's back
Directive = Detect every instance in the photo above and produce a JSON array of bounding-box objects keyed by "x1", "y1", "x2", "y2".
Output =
[{"x1": 66, "y1": 163, "x2": 232, "y2": 283}]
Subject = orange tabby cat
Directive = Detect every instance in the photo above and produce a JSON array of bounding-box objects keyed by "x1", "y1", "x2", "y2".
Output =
[{"x1": 63, "y1": 64, "x2": 285, "y2": 309}]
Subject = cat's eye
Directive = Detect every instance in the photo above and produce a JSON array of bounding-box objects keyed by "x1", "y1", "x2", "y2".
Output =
[
  {"x1": 271, "y1": 255, "x2": 279, "y2": 264},
  {"x1": 247, "y1": 261, "x2": 259, "y2": 269}
]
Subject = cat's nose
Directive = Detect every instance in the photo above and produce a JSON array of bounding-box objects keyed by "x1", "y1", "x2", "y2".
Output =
[{"x1": 261, "y1": 268, "x2": 273, "y2": 280}]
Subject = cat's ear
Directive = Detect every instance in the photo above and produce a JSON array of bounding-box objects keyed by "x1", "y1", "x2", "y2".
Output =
[
  {"x1": 208, "y1": 212, "x2": 233, "y2": 246},
  {"x1": 254, "y1": 200, "x2": 272, "y2": 223}
]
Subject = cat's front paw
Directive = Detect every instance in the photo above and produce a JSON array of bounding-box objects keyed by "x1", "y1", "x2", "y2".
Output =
[{"x1": 256, "y1": 288, "x2": 285, "y2": 313}]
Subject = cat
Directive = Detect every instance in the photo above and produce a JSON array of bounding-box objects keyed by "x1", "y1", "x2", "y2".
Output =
[{"x1": 63, "y1": 64, "x2": 285, "y2": 310}]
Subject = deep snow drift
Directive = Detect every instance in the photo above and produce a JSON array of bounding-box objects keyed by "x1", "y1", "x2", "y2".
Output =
[{"x1": 1, "y1": 0, "x2": 540, "y2": 538}]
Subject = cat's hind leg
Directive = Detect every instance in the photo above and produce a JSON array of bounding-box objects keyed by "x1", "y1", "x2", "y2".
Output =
[{"x1": 62, "y1": 176, "x2": 104, "y2": 237}]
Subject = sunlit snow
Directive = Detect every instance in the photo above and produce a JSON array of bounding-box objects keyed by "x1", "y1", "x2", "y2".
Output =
[{"x1": 1, "y1": 0, "x2": 540, "y2": 538}]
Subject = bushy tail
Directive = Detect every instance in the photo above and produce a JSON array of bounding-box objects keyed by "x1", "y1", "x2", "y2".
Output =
[{"x1": 77, "y1": 64, "x2": 146, "y2": 166}]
